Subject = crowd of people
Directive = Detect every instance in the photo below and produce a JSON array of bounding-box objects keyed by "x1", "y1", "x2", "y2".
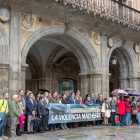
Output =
[{"x1": 0, "y1": 90, "x2": 139, "y2": 139}]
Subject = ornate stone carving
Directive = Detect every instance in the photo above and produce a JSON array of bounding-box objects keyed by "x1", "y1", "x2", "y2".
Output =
[
  {"x1": 93, "y1": 33, "x2": 101, "y2": 45},
  {"x1": 22, "y1": 13, "x2": 34, "y2": 29},
  {"x1": 60, "y1": 61, "x2": 78, "y2": 75}
]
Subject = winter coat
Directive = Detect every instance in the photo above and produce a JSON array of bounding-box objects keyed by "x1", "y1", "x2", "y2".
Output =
[
  {"x1": 125, "y1": 100, "x2": 132, "y2": 113},
  {"x1": 117, "y1": 100, "x2": 125, "y2": 115},
  {"x1": 10, "y1": 100, "x2": 21, "y2": 118},
  {"x1": 101, "y1": 103, "x2": 111, "y2": 118}
]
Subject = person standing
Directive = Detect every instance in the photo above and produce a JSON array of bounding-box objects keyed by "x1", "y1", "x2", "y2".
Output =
[
  {"x1": 43, "y1": 92, "x2": 49, "y2": 131},
  {"x1": 132, "y1": 97, "x2": 139, "y2": 126},
  {"x1": 85, "y1": 96, "x2": 93, "y2": 127},
  {"x1": 16, "y1": 95, "x2": 24, "y2": 136},
  {"x1": 61, "y1": 94, "x2": 69, "y2": 130},
  {"x1": 26, "y1": 93, "x2": 36, "y2": 134},
  {"x1": 90, "y1": 93, "x2": 96, "y2": 105},
  {"x1": 68, "y1": 92, "x2": 76, "y2": 128},
  {"x1": 117, "y1": 96, "x2": 125, "y2": 126},
  {"x1": 10, "y1": 95, "x2": 21, "y2": 139},
  {"x1": 110, "y1": 96, "x2": 117, "y2": 126},
  {"x1": 101, "y1": 98, "x2": 111, "y2": 126},
  {"x1": 124, "y1": 96, "x2": 132, "y2": 126},
  {"x1": 37, "y1": 97, "x2": 46, "y2": 133},
  {"x1": 96, "y1": 94, "x2": 104, "y2": 125},
  {"x1": 35, "y1": 92, "x2": 41, "y2": 105},
  {"x1": 0, "y1": 93, "x2": 9, "y2": 139},
  {"x1": 19, "y1": 89, "x2": 26, "y2": 113},
  {"x1": 49, "y1": 91, "x2": 59, "y2": 132}
]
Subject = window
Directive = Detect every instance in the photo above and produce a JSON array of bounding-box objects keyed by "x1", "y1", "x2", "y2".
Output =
[{"x1": 58, "y1": 78, "x2": 77, "y2": 95}]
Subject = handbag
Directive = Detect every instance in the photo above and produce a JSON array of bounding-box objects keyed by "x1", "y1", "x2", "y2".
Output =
[
  {"x1": 0, "y1": 102, "x2": 8, "y2": 121},
  {"x1": 115, "y1": 115, "x2": 120, "y2": 121},
  {"x1": 132, "y1": 109, "x2": 138, "y2": 115},
  {"x1": 132, "y1": 103, "x2": 138, "y2": 115}
]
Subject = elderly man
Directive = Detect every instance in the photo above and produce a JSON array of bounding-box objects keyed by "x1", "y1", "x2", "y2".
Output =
[
  {"x1": 96, "y1": 94, "x2": 104, "y2": 125},
  {"x1": 90, "y1": 93, "x2": 96, "y2": 105},
  {"x1": 10, "y1": 94, "x2": 21, "y2": 139},
  {"x1": 0, "y1": 92, "x2": 9, "y2": 140},
  {"x1": 43, "y1": 92, "x2": 49, "y2": 131}
]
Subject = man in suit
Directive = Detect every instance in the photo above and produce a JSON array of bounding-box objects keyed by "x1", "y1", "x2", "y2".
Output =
[
  {"x1": 37, "y1": 97, "x2": 47, "y2": 133},
  {"x1": 26, "y1": 93, "x2": 36, "y2": 134},
  {"x1": 68, "y1": 92, "x2": 76, "y2": 128},
  {"x1": 35, "y1": 92, "x2": 41, "y2": 105},
  {"x1": 43, "y1": 92, "x2": 49, "y2": 131}
]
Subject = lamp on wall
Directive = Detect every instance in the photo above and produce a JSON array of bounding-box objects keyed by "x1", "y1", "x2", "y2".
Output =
[{"x1": 111, "y1": 55, "x2": 117, "y2": 65}]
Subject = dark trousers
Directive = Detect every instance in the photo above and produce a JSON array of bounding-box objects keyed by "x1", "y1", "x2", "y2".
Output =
[
  {"x1": 86, "y1": 121, "x2": 91, "y2": 125},
  {"x1": 50, "y1": 124, "x2": 56, "y2": 130},
  {"x1": 0, "y1": 114, "x2": 7, "y2": 136},
  {"x1": 69, "y1": 123, "x2": 75, "y2": 128},
  {"x1": 44, "y1": 114, "x2": 49, "y2": 130},
  {"x1": 119, "y1": 115, "x2": 124, "y2": 124},
  {"x1": 132, "y1": 114, "x2": 137, "y2": 124},
  {"x1": 16, "y1": 124, "x2": 20, "y2": 135},
  {"x1": 39, "y1": 115, "x2": 45, "y2": 132}
]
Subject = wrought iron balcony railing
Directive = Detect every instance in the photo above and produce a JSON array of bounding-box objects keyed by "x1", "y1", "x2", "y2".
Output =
[{"x1": 55, "y1": 0, "x2": 140, "y2": 30}]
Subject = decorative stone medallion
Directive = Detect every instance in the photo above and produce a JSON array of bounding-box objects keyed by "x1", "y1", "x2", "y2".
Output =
[
  {"x1": 133, "y1": 44, "x2": 139, "y2": 54},
  {"x1": 108, "y1": 37, "x2": 114, "y2": 48},
  {"x1": 22, "y1": 14, "x2": 34, "y2": 29},
  {"x1": 94, "y1": 33, "x2": 101, "y2": 45},
  {"x1": 0, "y1": 8, "x2": 10, "y2": 22}
]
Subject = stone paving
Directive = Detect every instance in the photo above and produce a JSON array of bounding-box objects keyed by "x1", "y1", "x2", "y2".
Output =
[{"x1": 5, "y1": 124, "x2": 140, "y2": 140}]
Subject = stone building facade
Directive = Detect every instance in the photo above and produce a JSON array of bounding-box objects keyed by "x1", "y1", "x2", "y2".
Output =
[{"x1": 0, "y1": 0, "x2": 140, "y2": 99}]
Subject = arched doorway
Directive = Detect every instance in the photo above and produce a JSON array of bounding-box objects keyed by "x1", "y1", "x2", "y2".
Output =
[
  {"x1": 22, "y1": 25, "x2": 102, "y2": 96},
  {"x1": 108, "y1": 41, "x2": 139, "y2": 93}
]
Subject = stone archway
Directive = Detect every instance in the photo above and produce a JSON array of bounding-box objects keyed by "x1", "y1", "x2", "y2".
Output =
[
  {"x1": 107, "y1": 41, "x2": 139, "y2": 91},
  {"x1": 21, "y1": 25, "x2": 102, "y2": 96},
  {"x1": 0, "y1": 22, "x2": 9, "y2": 95}
]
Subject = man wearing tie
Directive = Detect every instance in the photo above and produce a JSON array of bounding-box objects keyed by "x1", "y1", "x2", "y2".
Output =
[
  {"x1": 68, "y1": 92, "x2": 76, "y2": 128},
  {"x1": 26, "y1": 93, "x2": 36, "y2": 134},
  {"x1": 43, "y1": 92, "x2": 49, "y2": 131}
]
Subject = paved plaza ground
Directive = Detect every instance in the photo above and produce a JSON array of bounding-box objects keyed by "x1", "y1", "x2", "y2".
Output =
[{"x1": 6, "y1": 125, "x2": 140, "y2": 140}]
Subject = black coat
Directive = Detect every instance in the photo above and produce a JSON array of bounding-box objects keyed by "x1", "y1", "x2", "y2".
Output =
[
  {"x1": 96, "y1": 98, "x2": 104, "y2": 104},
  {"x1": 37, "y1": 101, "x2": 47, "y2": 116},
  {"x1": 61, "y1": 99, "x2": 68, "y2": 104}
]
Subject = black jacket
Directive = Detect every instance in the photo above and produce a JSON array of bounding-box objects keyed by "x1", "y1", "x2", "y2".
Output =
[
  {"x1": 37, "y1": 101, "x2": 47, "y2": 116},
  {"x1": 61, "y1": 99, "x2": 68, "y2": 104},
  {"x1": 96, "y1": 98, "x2": 104, "y2": 104}
]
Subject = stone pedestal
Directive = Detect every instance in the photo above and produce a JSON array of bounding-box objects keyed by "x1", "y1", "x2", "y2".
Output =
[
  {"x1": 0, "y1": 63, "x2": 9, "y2": 96},
  {"x1": 80, "y1": 75, "x2": 89, "y2": 97},
  {"x1": 89, "y1": 73, "x2": 102, "y2": 98}
]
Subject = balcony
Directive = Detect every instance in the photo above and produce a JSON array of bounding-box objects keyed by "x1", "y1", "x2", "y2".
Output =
[
  {"x1": 0, "y1": 0, "x2": 140, "y2": 42},
  {"x1": 55, "y1": 0, "x2": 140, "y2": 31}
]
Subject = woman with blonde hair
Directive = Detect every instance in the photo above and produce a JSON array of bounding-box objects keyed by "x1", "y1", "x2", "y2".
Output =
[
  {"x1": 101, "y1": 98, "x2": 111, "y2": 126},
  {"x1": 16, "y1": 95, "x2": 24, "y2": 136}
]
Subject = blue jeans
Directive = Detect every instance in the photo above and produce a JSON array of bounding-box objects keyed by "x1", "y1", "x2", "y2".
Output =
[
  {"x1": 123, "y1": 114, "x2": 126, "y2": 124},
  {"x1": 0, "y1": 113, "x2": 7, "y2": 136},
  {"x1": 50, "y1": 124, "x2": 56, "y2": 130},
  {"x1": 132, "y1": 115, "x2": 137, "y2": 124},
  {"x1": 126, "y1": 113, "x2": 131, "y2": 125},
  {"x1": 61, "y1": 123, "x2": 67, "y2": 127},
  {"x1": 86, "y1": 121, "x2": 91, "y2": 125}
]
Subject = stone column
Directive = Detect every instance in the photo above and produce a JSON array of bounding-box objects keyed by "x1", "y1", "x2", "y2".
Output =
[
  {"x1": 0, "y1": 62, "x2": 9, "y2": 96},
  {"x1": 80, "y1": 75, "x2": 89, "y2": 97},
  {"x1": 9, "y1": 10, "x2": 22, "y2": 101},
  {"x1": 21, "y1": 64, "x2": 28, "y2": 91},
  {"x1": 101, "y1": 35, "x2": 109, "y2": 97},
  {"x1": 128, "y1": 77, "x2": 138, "y2": 91},
  {"x1": 89, "y1": 73, "x2": 102, "y2": 98},
  {"x1": 119, "y1": 77, "x2": 129, "y2": 89}
]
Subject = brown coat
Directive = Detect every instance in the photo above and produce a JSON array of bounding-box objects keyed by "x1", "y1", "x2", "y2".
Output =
[{"x1": 49, "y1": 96, "x2": 58, "y2": 103}]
